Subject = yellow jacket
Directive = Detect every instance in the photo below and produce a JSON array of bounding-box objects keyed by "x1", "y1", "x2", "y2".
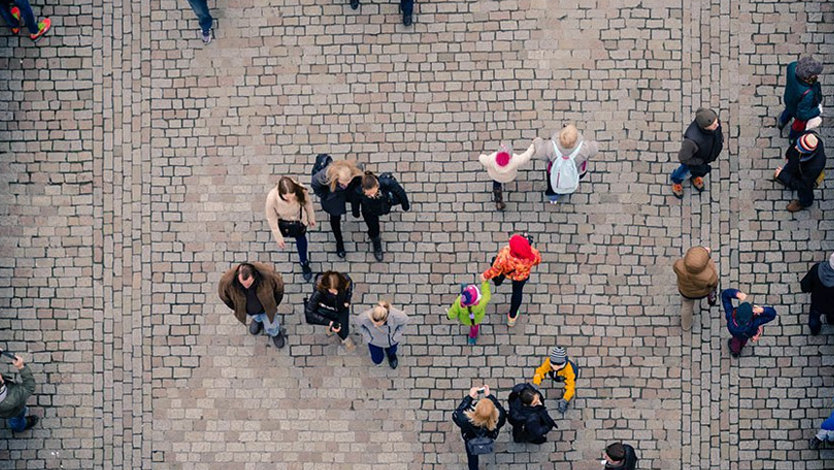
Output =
[{"x1": 532, "y1": 358, "x2": 576, "y2": 402}]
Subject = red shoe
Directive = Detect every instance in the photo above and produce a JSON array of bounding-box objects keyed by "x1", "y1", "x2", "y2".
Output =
[
  {"x1": 29, "y1": 18, "x2": 51, "y2": 42},
  {"x1": 10, "y1": 6, "x2": 20, "y2": 34},
  {"x1": 671, "y1": 182, "x2": 684, "y2": 199}
]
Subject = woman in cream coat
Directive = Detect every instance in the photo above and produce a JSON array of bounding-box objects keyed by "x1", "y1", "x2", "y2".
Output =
[{"x1": 265, "y1": 177, "x2": 317, "y2": 281}]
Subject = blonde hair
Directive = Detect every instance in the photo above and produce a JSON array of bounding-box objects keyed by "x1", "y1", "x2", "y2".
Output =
[
  {"x1": 369, "y1": 301, "x2": 391, "y2": 323},
  {"x1": 463, "y1": 398, "x2": 499, "y2": 431},
  {"x1": 325, "y1": 160, "x2": 363, "y2": 191},
  {"x1": 558, "y1": 124, "x2": 579, "y2": 149}
]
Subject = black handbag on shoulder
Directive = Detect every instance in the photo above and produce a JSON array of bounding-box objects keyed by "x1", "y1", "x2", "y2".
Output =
[
  {"x1": 465, "y1": 429, "x2": 494, "y2": 456},
  {"x1": 278, "y1": 207, "x2": 307, "y2": 238}
]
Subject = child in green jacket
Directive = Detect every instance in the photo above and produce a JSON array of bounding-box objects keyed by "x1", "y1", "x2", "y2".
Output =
[{"x1": 447, "y1": 280, "x2": 491, "y2": 345}]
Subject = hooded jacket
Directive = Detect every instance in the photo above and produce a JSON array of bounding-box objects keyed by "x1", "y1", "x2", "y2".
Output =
[
  {"x1": 0, "y1": 366, "x2": 35, "y2": 419},
  {"x1": 218, "y1": 263, "x2": 285, "y2": 324},
  {"x1": 679, "y1": 120, "x2": 724, "y2": 167},
  {"x1": 673, "y1": 247, "x2": 719, "y2": 299},
  {"x1": 605, "y1": 444, "x2": 638, "y2": 470},
  {"x1": 447, "y1": 280, "x2": 491, "y2": 326},
  {"x1": 800, "y1": 261, "x2": 834, "y2": 315},
  {"x1": 482, "y1": 246, "x2": 542, "y2": 282},
  {"x1": 777, "y1": 134, "x2": 826, "y2": 192},
  {"x1": 358, "y1": 307, "x2": 409, "y2": 348},
  {"x1": 722, "y1": 289, "x2": 778, "y2": 339},
  {"x1": 507, "y1": 383, "x2": 557, "y2": 444},
  {"x1": 478, "y1": 142, "x2": 536, "y2": 184},
  {"x1": 783, "y1": 61, "x2": 823, "y2": 121}
]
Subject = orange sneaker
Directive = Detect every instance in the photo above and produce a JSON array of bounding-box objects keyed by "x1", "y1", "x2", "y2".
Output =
[
  {"x1": 29, "y1": 18, "x2": 51, "y2": 42},
  {"x1": 671, "y1": 182, "x2": 684, "y2": 199},
  {"x1": 10, "y1": 6, "x2": 20, "y2": 34},
  {"x1": 691, "y1": 176, "x2": 705, "y2": 192}
]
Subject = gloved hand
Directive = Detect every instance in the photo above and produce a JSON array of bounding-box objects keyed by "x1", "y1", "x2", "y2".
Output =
[
  {"x1": 532, "y1": 374, "x2": 542, "y2": 386},
  {"x1": 557, "y1": 399, "x2": 568, "y2": 414}
]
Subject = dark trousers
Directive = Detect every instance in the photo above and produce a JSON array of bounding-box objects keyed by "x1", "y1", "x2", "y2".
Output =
[
  {"x1": 0, "y1": 0, "x2": 38, "y2": 34},
  {"x1": 187, "y1": 0, "x2": 213, "y2": 33},
  {"x1": 493, "y1": 275, "x2": 528, "y2": 319},
  {"x1": 464, "y1": 446, "x2": 479, "y2": 470},
  {"x1": 333, "y1": 309, "x2": 350, "y2": 340},
  {"x1": 368, "y1": 343, "x2": 398, "y2": 364},
  {"x1": 809, "y1": 309, "x2": 834, "y2": 335},
  {"x1": 797, "y1": 184, "x2": 815, "y2": 208},
  {"x1": 729, "y1": 336, "x2": 748, "y2": 355},
  {"x1": 294, "y1": 234, "x2": 308, "y2": 264},
  {"x1": 363, "y1": 209, "x2": 381, "y2": 240},
  {"x1": 492, "y1": 181, "x2": 502, "y2": 191},
  {"x1": 400, "y1": 0, "x2": 414, "y2": 15},
  {"x1": 330, "y1": 214, "x2": 345, "y2": 249},
  {"x1": 779, "y1": 109, "x2": 805, "y2": 141}
]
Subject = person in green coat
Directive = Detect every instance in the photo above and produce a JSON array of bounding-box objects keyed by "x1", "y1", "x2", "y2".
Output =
[
  {"x1": 0, "y1": 353, "x2": 38, "y2": 433},
  {"x1": 447, "y1": 280, "x2": 491, "y2": 345}
]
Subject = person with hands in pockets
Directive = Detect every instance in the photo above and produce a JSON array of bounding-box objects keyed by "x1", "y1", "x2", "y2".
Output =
[{"x1": 358, "y1": 300, "x2": 408, "y2": 369}]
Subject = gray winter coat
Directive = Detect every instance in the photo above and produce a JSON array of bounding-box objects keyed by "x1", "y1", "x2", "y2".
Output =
[{"x1": 358, "y1": 308, "x2": 409, "y2": 348}]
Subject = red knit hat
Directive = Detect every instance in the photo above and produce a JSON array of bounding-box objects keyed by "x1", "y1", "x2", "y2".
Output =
[{"x1": 509, "y1": 234, "x2": 535, "y2": 261}]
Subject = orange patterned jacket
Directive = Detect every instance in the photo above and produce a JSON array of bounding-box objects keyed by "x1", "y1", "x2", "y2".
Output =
[{"x1": 482, "y1": 246, "x2": 542, "y2": 282}]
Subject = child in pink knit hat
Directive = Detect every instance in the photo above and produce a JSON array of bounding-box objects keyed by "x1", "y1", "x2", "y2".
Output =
[{"x1": 446, "y1": 280, "x2": 491, "y2": 345}]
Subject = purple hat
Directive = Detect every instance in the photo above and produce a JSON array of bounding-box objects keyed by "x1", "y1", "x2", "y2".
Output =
[{"x1": 460, "y1": 284, "x2": 481, "y2": 307}]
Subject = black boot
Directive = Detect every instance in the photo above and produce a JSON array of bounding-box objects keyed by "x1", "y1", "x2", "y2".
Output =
[
  {"x1": 371, "y1": 237, "x2": 383, "y2": 262},
  {"x1": 272, "y1": 329, "x2": 286, "y2": 349},
  {"x1": 387, "y1": 353, "x2": 398, "y2": 369},
  {"x1": 493, "y1": 188, "x2": 506, "y2": 211},
  {"x1": 300, "y1": 260, "x2": 313, "y2": 282},
  {"x1": 350, "y1": 0, "x2": 359, "y2": 9},
  {"x1": 336, "y1": 241, "x2": 346, "y2": 259}
]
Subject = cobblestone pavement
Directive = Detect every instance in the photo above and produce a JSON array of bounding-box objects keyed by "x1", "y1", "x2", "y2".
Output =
[{"x1": 0, "y1": 0, "x2": 833, "y2": 468}]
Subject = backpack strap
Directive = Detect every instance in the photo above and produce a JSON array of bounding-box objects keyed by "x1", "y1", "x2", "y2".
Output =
[{"x1": 553, "y1": 140, "x2": 584, "y2": 160}]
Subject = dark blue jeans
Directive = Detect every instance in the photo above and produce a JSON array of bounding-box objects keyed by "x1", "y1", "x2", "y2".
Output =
[
  {"x1": 8, "y1": 406, "x2": 28, "y2": 432},
  {"x1": 295, "y1": 234, "x2": 308, "y2": 264},
  {"x1": 401, "y1": 0, "x2": 413, "y2": 15},
  {"x1": 187, "y1": 0, "x2": 213, "y2": 33},
  {"x1": 671, "y1": 163, "x2": 711, "y2": 184},
  {"x1": 368, "y1": 343, "x2": 398, "y2": 364},
  {"x1": 0, "y1": 0, "x2": 38, "y2": 34}
]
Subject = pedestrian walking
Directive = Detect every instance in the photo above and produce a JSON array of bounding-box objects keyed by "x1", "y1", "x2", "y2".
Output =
[
  {"x1": 218, "y1": 262, "x2": 287, "y2": 349},
  {"x1": 542, "y1": 125, "x2": 599, "y2": 204},
  {"x1": 507, "y1": 383, "x2": 556, "y2": 444},
  {"x1": 531, "y1": 346, "x2": 576, "y2": 415},
  {"x1": 810, "y1": 402, "x2": 834, "y2": 450},
  {"x1": 0, "y1": 353, "x2": 38, "y2": 433},
  {"x1": 481, "y1": 234, "x2": 542, "y2": 327},
  {"x1": 673, "y1": 246, "x2": 719, "y2": 331},
  {"x1": 772, "y1": 131, "x2": 826, "y2": 212},
  {"x1": 447, "y1": 280, "x2": 491, "y2": 345},
  {"x1": 451, "y1": 385, "x2": 507, "y2": 470},
  {"x1": 349, "y1": 0, "x2": 414, "y2": 26},
  {"x1": 358, "y1": 301, "x2": 408, "y2": 369},
  {"x1": 722, "y1": 289, "x2": 777, "y2": 357},
  {"x1": 311, "y1": 158, "x2": 363, "y2": 258},
  {"x1": 800, "y1": 253, "x2": 834, "y2": 336},
  {"x1": 478, "y1": 139, "x2": 539, "y2": 211},
  {"x1": 601, "y1": 442, "x2": 638, "y2": 470},
  {"x1": 304, "y1": 271, "x2": 356, "y2": 351},
  {"x1": 670, "y1": 108, "x2": 724, "y2": 199},
  {"x1": 0, "y1": 0, "x2": 50, "y2": 41},
  {"x1": 265, "y1": 176, "x2": 317, "y2": 281},
  {"x1": 356, "y1": 171, "x2": 410, "y2": 262},
  {"x1": 777, "y1": 57, "x2": 824, "y2": 141},
  {"x1": 186, "y1": 0, "x2": 214, "y2": 44}
]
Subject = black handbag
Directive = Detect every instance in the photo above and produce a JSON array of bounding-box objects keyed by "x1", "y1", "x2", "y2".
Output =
[
  {"x1": 465, "y1": 430, "x2": 494, "y2": 455},
  {"x1": 278, "y1": 207, "x2": 307, "y2": 238}
]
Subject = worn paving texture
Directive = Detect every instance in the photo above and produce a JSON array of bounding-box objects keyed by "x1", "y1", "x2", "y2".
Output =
[{"x1": 0, "y1": 0, "x2": 833, "y2": 468}]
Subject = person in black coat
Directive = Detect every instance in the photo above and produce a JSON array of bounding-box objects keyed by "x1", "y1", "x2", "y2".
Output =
[
  {"x1": 507, "y1": 383, "x2": 556, "y2": 444},
  {"x1": 670, "y1": 108, "x2": 724, "y2": 199},
  {"x1": 603, "y1": 442, "x2": 638, "y2": 470},
  {"x1": 452, "y1": 385, "x2": 507, "y2": 470},
  {"x1": 774, "y1": 131, "x2": 826, "y2": 212},
  {"x1": 304, "y1": 271, "x2": 356, "y2": 351},
  {"x1": 311, "y1": 159, "x2": 363, "y2": 258},
  {"x1": 801, "y1": 253, "x2": 834, "y2": 335},
  {"x1": 356, "y1": 171, "x2": 410, "y2": 262}
]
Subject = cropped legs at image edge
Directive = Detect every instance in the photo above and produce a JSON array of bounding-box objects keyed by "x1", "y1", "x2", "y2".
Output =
[{"x1": 0, "y1": 0, "x2": 832, "y2": 469}]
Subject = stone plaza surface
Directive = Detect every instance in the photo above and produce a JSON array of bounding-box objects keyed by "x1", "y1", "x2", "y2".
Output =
[{"x1": 0, "y1": 0, "x2": 833, "y2": 468}]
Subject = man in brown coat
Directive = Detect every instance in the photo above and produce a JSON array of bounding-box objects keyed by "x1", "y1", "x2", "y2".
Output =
[
  {"x1": 218, "y1": 262, "x2": 287, "y2": 348},
  {"x1": 673, "y1": 246, "x2": 719, "y2": 331}
]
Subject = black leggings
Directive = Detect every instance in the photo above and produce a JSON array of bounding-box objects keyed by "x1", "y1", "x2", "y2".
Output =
[
  {"x1": 329, "y1": 214, "x2": 344, "y2": 248},
  {"x1": 331, "y1": 309, "x2": 350, "y2": 340},
  {"x1": 363, "y1": 210, "x2": 381, "y2": 239},
  {"x1": 509, "y1": 278, "x2": 527, "y2": 319},
  {"x1": 465, "y1": 446, "x2": 478, "y2": 470}
]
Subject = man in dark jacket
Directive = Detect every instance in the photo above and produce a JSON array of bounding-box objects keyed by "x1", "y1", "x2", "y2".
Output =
[
  {"x1": 801, "y1": 253, "x2": 834, "y2": 336},
  {"x1": 670, "y1": 108, "x2": 724, "y2": 199},
  {"x1": 507, "y1": 383, "x2": 556, "y2": 444},
  {"x1": 778, "y1": 57, "x2": 824, "y2": 141},
  {"x1": 356, "y1": 171, "x2": 410, "y2": 262},
  {"x1": 218, "y1": 262, "x2": 287, "y2": 349},
  {"x1": 0, "y1": 354, "x2": 38, "y2": 433},
  {"x1": 722, "y1": 289, "x2": 777, "y2": 357},
  {"x1": 773, "y1": 131, "x2": 825, "y2": 212},
  {"x1": 603, "y1": 442, "x2": 638, "y2": 470}
]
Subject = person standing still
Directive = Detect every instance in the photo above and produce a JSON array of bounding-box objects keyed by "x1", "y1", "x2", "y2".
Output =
[
  {"x1": 673, "y1": 246, "x2": 719, "y2": 331},
  {"x1": 670, "y1": 108, "x2": 724, "y2": 199},
  {"x1": 218, "y1": 262, "x2": 287, "y2": 349},
  {"x1": 451, "y1": 385, "x2": 506, "y2": 470},
  {"x1": 358, "y1": 301, "x2": 408, "y2": 369},
  {"x1": 0, "y1": 353, "x2": 38, "y2": 433},
  {"x1": 800, "y1": 252, "x2": 834, "y2": 336}
]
